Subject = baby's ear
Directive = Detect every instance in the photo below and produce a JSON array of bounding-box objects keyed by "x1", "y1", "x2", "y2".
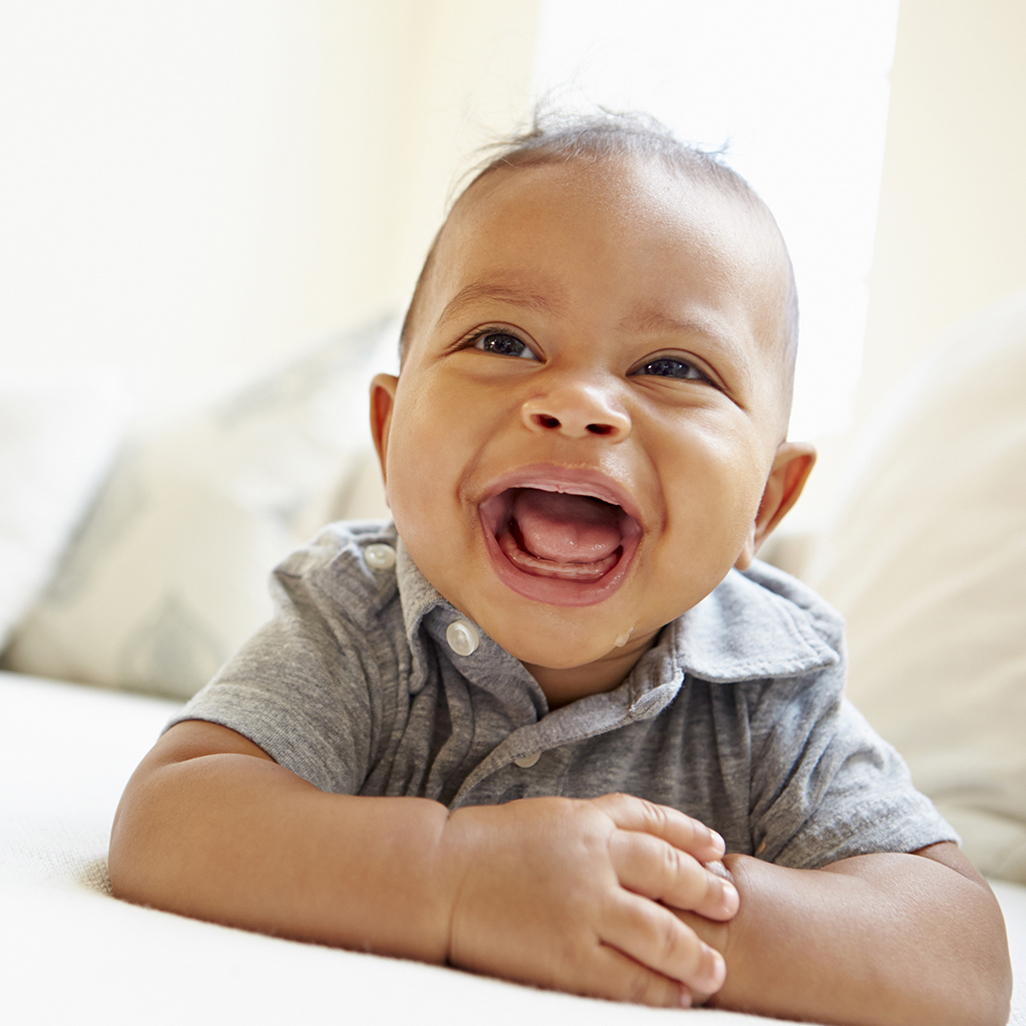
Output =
[
  {"x1": 735, "y1": 441, "x2": 816, "y2": 570},
  {"x1": 369, "y1": 373, "x2": 399, "y2": 486}
]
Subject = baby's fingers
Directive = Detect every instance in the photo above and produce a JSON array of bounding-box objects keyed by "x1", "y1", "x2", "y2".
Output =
[
  {"x1": 601, "y1": 891, "x2": 727, "y2": 998},
  {"x1": 580, "y1": 946, "x2": 695, "y2": 1009},
  {"x1": 609, "y1": 829, "x2": 739, "y2": 920},
  {"x1": 591, "y1": 793, "x2": 725, "y2": 862}
]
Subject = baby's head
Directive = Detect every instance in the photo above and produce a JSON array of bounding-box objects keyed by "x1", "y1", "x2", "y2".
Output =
[
  {"x1": 371, "y1": 111, "x2": 814, "y2": 704},
  {"x1": 400, "y1": 114, "x2": 799, "y2": 390}
]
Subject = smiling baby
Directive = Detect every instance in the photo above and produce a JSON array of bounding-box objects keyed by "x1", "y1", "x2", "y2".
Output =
[{"x1": 109, "y1": 112, "x2": 1011, "y2": 1024}]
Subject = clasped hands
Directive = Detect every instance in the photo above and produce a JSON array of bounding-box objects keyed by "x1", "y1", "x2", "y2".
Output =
[{"x1": 438, "y1": 792, "x2": 738, "y2": 1008}]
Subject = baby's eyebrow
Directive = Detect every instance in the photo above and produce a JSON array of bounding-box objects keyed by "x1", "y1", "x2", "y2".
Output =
[
  {"x1": 622, "y1": 307, "x2": 753, "y2": 376},
  {"x1": 437, "y1": 276, "x2": 563, "y2": 326}
]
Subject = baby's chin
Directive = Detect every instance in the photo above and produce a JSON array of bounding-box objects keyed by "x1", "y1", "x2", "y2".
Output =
[{"x1": 476, "y1": 603, "x2": 659, "y2": 671}]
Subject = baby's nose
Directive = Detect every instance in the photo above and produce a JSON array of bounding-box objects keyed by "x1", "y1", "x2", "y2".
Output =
[{"x1": 521, "y1": 383, "x2": 631, "y2": 440}]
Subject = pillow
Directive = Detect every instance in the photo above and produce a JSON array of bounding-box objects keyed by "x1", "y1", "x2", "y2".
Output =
[
  {"x1": 804, "y1": 288, "x2": 1026, "y2": 883},
  {"x1": 4, "y1": 317, "x2": 396, "y2": 700},
  {"x1": 0, "y1": 372, "x2": 127, "y2": 651}
]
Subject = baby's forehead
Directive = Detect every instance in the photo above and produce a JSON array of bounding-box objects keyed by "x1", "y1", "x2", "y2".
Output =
[
  {"x1": 445, "y1": 157, "x2": 788, "y2": 289},
  {"x1": 441, "y1": 160, "x2": 792, "y2": 338},
  {"x1": 456, "y1": 152, "x2": 756, "y2": 223}
]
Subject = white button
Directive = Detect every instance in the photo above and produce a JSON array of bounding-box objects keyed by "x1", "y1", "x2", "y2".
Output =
[
  {"x1": 445, "y1": 619, "x2": 480, "y2": 656},
  {"x1": 365, "y1": 543, "x2": 396, "y2": 570},
  {"x1": 514, "y1": 752, "x2": 540, "y2": 769}
]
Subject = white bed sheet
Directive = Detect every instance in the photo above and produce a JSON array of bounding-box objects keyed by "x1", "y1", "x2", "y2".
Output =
[{"x1": 2, "y1": 671, "x2": 1020, "y2": 1025}]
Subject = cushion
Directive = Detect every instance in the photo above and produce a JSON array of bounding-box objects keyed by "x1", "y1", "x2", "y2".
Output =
[
  {"x1": 3, "y1": 318, "x2": 396, "y2": 699},
  {"x1": 804, "y1": 288, "x2": 1026, "y2": 883},
  {"x1": 0, "y1": 372, "x2": 127, "y2": 651}
]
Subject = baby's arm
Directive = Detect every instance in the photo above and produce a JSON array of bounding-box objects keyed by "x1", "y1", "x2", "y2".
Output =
[
  {"x1": 109, "y1": 720, "x2": 736, "y2": 1008},
  {"x1": 677, "y1": 845, "x2": 1012, "y2": 1025}
]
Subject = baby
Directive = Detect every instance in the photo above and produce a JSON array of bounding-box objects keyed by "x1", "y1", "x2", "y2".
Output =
[{"x1": 110, "y1": 113, "x2": 1011, "y2": 1023}]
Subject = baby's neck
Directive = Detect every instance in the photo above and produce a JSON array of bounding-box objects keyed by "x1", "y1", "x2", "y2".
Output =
[{"x1": 523, "y1": 631, "x2": 659, "y2": 709}]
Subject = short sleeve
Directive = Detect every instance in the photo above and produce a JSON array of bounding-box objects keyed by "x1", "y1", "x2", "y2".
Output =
[
  {"x1": 746, "y1": 670, "x2": 959, "y2": 869},
  {"x1": 166, "y1": 534, "x2": 402, "y2": 795}
]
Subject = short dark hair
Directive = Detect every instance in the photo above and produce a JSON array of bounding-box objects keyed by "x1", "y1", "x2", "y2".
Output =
[{"x1": 399, "y1": 109, "x2": 798, "y2": 370}]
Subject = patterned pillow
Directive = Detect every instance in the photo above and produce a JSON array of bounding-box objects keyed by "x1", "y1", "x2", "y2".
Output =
[
  {"x1": 4, "y1": 317, "x2": 396, "y2": 699},
  {"x1": 0, "y1": 373, "x2": 127, "y2": 651}
]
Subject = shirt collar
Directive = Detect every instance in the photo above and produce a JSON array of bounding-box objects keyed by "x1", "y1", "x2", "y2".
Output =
[
  {"x1": 396, "y1": 540, "x2": 838, "y2": 700},
  {"x1": 675, "y1": 563, "x2": 842, "y2": 682},
  {"x1": 395, "y1": 539, "x2": 549, "y2": 717}
]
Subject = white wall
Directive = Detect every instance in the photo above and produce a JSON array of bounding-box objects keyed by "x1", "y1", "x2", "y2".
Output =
[
  {"x1": 0, "y1": 1, "x2": 539, "y2": 424},
  {"x1": 859, "y1": 0, "x2": 1026, "y2": 425},
  {"x1": 785, "y1": 0, "x2": 1026, "y2": 534}
]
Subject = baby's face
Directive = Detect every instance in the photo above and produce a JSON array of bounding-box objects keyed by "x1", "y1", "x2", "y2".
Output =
[{"x1": 372, "y1": 158, "x2": 804, "y2": 702}]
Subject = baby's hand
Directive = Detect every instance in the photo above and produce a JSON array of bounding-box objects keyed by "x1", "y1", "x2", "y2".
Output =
[{"x1": 438, "y1": 793, "x2": 738, "y2": 1008}]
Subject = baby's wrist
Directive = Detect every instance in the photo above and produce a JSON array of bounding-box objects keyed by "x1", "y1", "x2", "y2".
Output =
[
  {"x1": 393, "y1": 797, "x2": 462, "y2": 965},
  {"x1": 433, "y1": 804, "x2": 490, "y2": 964}
]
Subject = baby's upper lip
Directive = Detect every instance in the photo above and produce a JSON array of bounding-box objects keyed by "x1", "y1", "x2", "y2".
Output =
[{"x1": 477, "y1": 464, "x2": 644, "y2": 526}]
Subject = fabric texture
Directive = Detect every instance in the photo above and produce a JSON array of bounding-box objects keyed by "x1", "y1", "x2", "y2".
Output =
[
  {"x1": 805, "y1": 287, "x2": 1026, "y2": 884},
  {"x1": 0, "y1": 372, "x2": 127, "y2": 650},
  {"x1": 3, "y1": 318, "x2": 396, "y2": 699},
  {"x1": 173, "y1": 521, "x2": 956, "y2": 870}
]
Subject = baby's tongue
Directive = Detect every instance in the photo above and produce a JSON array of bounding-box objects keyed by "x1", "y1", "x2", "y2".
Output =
[{"x1": 512, "y1": 489, "x2": 622, "y2": 564}]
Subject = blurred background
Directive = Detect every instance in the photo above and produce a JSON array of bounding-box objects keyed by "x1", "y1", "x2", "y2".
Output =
[
  {"x1": 1, "y1": 0, "x2": 1025, "y2": 526},
  {"x1": 3, "y1": 3, "x2": 1026, "y2": 882}
]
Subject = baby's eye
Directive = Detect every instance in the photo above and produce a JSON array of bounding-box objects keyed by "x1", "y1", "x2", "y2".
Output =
[
  {"x1": 473, "y1": 331, "x2": 538, "y2": 360},
  {"x1": 632, "y1": 356, "x2": 707, "y2": 381}
]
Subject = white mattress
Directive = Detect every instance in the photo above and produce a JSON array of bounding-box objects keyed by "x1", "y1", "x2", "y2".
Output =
[{"x1": 2, "y1": 670, "x2": 1021, "y2": 1025}]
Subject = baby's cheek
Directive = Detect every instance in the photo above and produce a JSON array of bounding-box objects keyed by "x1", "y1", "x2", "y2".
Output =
[
  {"x1": 386, "y1": 424, "x2": 437, "y2": 507},
  {"x1": 385, "y1": 468, "x2": 436, "y2": 552}
]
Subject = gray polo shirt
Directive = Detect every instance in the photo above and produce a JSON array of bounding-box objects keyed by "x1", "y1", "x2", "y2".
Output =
[{"x1": 172, "y1": 520, "x2": 956, "y2": 869}]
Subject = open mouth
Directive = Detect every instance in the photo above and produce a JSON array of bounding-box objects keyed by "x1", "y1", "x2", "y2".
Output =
[{"x1": 478, "y1": 473, "x2": 643, "y2": 606}]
